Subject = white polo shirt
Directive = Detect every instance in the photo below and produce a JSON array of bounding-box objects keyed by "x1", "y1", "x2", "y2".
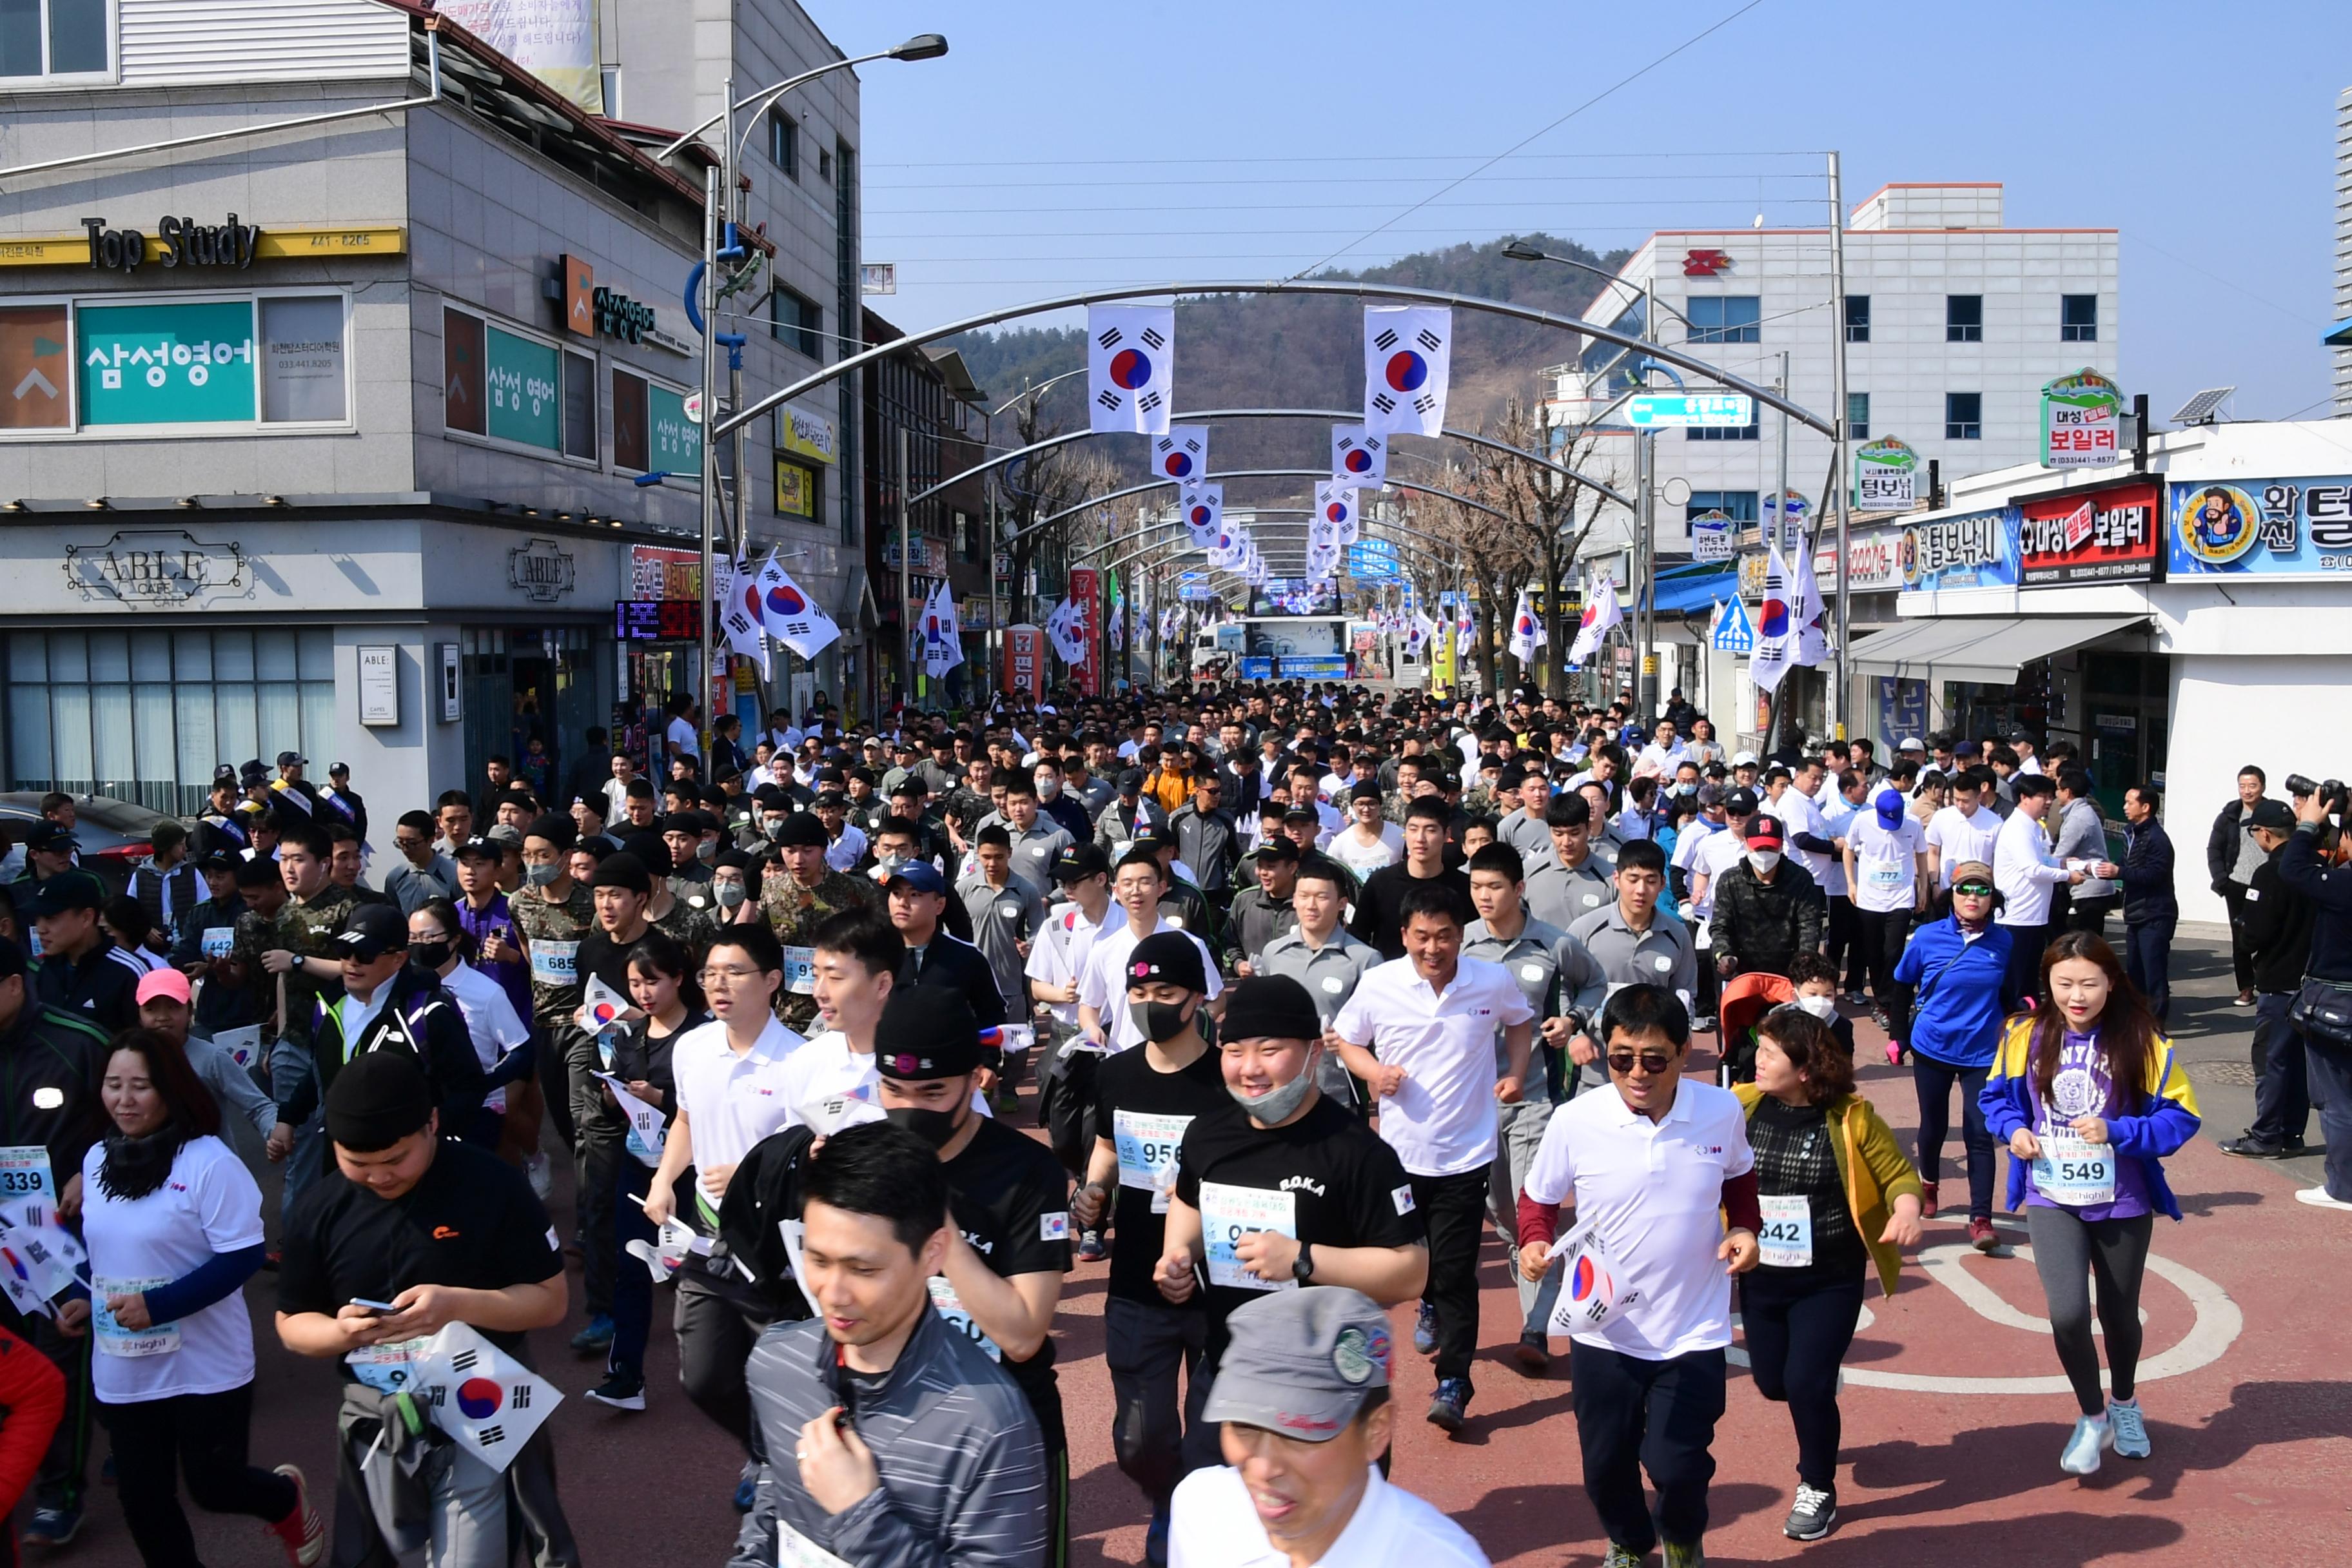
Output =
[
  {"x1": 1170, "y1": 1463, "x2": 1489, "y2": 1568},
  {"x1": 1077, "y1": 917, "x2": 1224, "y2": 1053},
  {"x1": 1023, "y1": 899, "x2": 1109, "y2": 1029},
  {"x1": 1521, "y1": 1077, "x2": 1754, "y2": 1361},
  {"x1": 669, "y1": 1014, "x2": 807, "y2": 1206},
  {"x1": 1331, "y1": 955, "x2": 1534, "y2": 1178},
  {"x1": 1925, "y1": 804, "x2": 2001, "y2": 888}
]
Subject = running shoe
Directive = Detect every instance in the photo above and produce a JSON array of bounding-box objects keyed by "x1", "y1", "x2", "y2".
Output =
[
  {"x1": 1601, "y1": 1547, "x2": 1644, "y2": 1568},
  {"x1": 2219, "y1": 1136, "x2": 2292, "y2": 1159},
  {"x1": 1783, "y1": 1482, "x2": 1836, "y2": 1541},
  {"x1": 267, "y1": 1465, "x2": 327, "y2": 1567},
  {"x1": 22, "y1": 1507, "x2": 79, "y2": 1549},
  {"x1": 584, "y1": 1372, "x2": 647, "y2": 1411},
  {"x1": 2059, "y1": 1412, "x2": 2112, "y2": 1475},
  {"x1": 1513, "y1": 1330, "x2": 1550, "y2": 1375},
  {"x1": 1883, "y1": 1040, "x2": 1905, "y2": 1068},
  {"x1": 2235, "y1": 990, "x2": 2256, "y2": 1007},
  {"x1": 1663, "y1": 1541, "x2": 1708, "y2": 1568},
  {"x1": 734, "y1": 1462, "x2": 759, "y2": 1512},
  {"x1": 1920, "y1": 1179, "x2": 1939, "y2": 1219},
  {"x1": 1967, "y1": 1217, "x2": 1998, "y2": 1252},
  {"x1": 569, "y1": 1314, "x2": 614, "y2": 1355},
  {"x1": 1413, "y1": 1302, "x2": 1439, "y2": 1356},
  {"x1": 2297, "y1": 1186, "x2": 2352, "y2": 1211},
  {"x1": 2108, "y1": 1396, "x2": 2150, "y2": 1459},
  {"x1": 1076, "y1": 1230, "x2": 1106, "y2": 1262},
  {"x1": 1425, "y1": 1376, "x2": 1471, "y2": 1433}
]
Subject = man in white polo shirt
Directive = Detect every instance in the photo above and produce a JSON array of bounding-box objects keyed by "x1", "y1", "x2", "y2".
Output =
[
  {"x1": 641, "y1": 923, "x2": 805, "y2": 1500},
  {"x1": 1332, "y1": 877, "x2": 1533, "y2": 1433},
  {"x1": 1516, "y1": 984, "x2": 1759, "y2": 1568},
  {"x1": 1077, "y1": 850, "x2": 1223, "y2": 1054},
  {"x1": 1170, "y1": 1286, "x2": 1489, "y2": 1568}
]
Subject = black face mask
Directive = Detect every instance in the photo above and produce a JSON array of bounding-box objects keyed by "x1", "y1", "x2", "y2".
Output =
[
  {"x1": 886, "y1": 1103, "x2": 963, "y2": 1150},
  {"x1": 408, "y1": 938, "x2": 453, "y2": 970},
  {"x1": 1130, "y1": 997, "x2": 1191, "y2": 1045}
]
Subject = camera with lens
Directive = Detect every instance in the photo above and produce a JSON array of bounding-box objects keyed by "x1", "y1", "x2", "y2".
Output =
[{"x1": 2286, "y1": 774, "x2": 2351, "y2": 817}]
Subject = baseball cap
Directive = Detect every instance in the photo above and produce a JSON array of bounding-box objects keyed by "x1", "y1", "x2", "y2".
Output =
[
  {"x1": 1897, "y1": 737, "x2": 1926, "y2": 754},
  {"x1": 1948, "y1": 859, "x2": 1995, "y2": 890},
  {"x1": 1130, "y1": 830, "x2": 1168, "y2": 857},
  {"x1": 25, "y1": 872, "x2": 104, "y2": 917},
  {"x1": 2248, "y1": 799, "x2": 2295, "y2": 833},
  {"x1": 24, "y1": 821, "x2": 77, "y2": 854},
  {"x1": 1874, "y1": 788, "x2": 1906, "y2": 828},
  {"x1": 211, "y1": 763, "x2": 238, "y2": 786},
  {"x1": 874, "y1": 988, "x2": 983, "y2": 1079},
  {"x1": 484, "y1": 824, "x2": 525, "y2": 850},
  {"x1": 1744, "y1": 814, "x2": 1785, "y2": 849},
  {"x1": 885, "y1": 861, "x2": 946, "y2": 897},
  {"x1": 135, "y1": 968, "x2": 193, "y2": 1007},
  {"x1": 276, "y1": 750, "x2": 307, "y2": 768},
  {"x1": 1694, "y1": 783, "x2": 1727, "y2": 810},
  {"x1": 1248, "y1": 833, "x2": 1300, "y2": 864},
  {"x1": 452, "y1": 835, "x2": 503, "y2": 863},
  {"x1": 1126, "y1": 930, "x2": 1207, "y2": 994},
  {"x1": 1117, "y1": 767, "x2": 1145, "y2": 794},
  {"x1": 334, "y1": 903, "x2": 409, "y2": 961},
  {"x1": 328, "y1": 761, "x2": 350, "y2": 778},
  {"x1": 1050, "y1": 843, "x2": 1110, "y2": 883},
  {"x1": 1200, "y1": 1286, "x2": 1395, "y2": 1440},
  {"x1": 1724, "y1": 788, "x2": 1759, "y2": 818},
  {"x1": 1731, "y1": 750, "x2": 1759, "y2": 767}
]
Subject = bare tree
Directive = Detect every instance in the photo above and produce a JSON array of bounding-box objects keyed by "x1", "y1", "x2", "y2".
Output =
[
  {"x1": 1420, "y1": 458, "x2": 1534, "y2": 696},
  {"x1": 1462, "y1": 402, "x2": 1625, "y2": 698}
]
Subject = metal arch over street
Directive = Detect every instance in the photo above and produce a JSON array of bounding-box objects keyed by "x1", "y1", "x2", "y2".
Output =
[
  {"x1": 912, "y1": 407, "x2": 1635, "y2": 515},
  {"x1": 1030, "y1": 468, "x2": 1506, "y2": 539},
  {"x1": 1077, "y1": 511, "x2": 1462, "y2": 569},
  {"x1": 717, "y1": 279, "x2": 1835, "y2": 444}
]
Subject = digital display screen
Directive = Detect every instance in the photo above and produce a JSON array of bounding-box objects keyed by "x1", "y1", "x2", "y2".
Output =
[{"x1": 613, "y1": 600, "x2": 701, "y2": 641}]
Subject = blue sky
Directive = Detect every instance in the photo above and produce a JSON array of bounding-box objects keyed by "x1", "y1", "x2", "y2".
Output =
[{"x1": 810, "y1": 1, "x2": 2352, "y2": 422}]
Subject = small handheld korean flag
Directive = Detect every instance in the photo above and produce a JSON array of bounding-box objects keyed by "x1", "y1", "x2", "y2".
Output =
[
  {"x1": 1152, "y1": 426, "x2": 1208, "y2": 484},
  {"x1": 1182, "y1": 482, "x2": 1223, "y2": 547},
  {"x1": 1363, "y1": 306, "x2": 1451, "y2": 437},
  {"x1": 1331, "y1": 425, "x2": 1387, "y2": 490},
  {"x1": 1088, "y1": 304, "x2": 1174, "y2": 435},
  {"x1": 594, "y1": 1072, "x2": 667, "y2": 1169},
  {"x1": 756, "y1": 549, "x2": 842, "y2": 660},
  {"x1": 576, "y1": 974, "x2": 640, "y2": 1039},
  {"x1": 412, "y1": 1322, "x2": 562, "y2": 1474},
  {"x1": 1315, "y1": 482, "x2": 1360, "y2": 546}
]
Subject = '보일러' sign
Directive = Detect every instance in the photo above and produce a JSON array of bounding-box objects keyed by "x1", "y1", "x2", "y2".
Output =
[
  {"x1": 2040, "y1": 369, "x2": 2122, "y2": 469},
  {"x1": 2017, "y1": 482, "x2": 2159, "y2": 585}
]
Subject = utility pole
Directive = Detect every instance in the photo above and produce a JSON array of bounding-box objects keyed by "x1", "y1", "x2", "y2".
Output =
[
  {"x1": 898, "y1": 426, "x2": 914, "y2": 707},
  {"x1": 1636, "y1": 277, "x2": 1659, "y2": 724},
  {"x1": 696, "y1": 161, "x2": 721, "y2": 762},
  {"x1": 1827, "y1": 150, "x2": 1854, "y2": 741}
]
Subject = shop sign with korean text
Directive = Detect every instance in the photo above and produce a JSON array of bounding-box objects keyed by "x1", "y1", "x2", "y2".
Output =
[
  {"x1": 2017, "y1": 482, "x2": 2160, "y2": 585},
  {"x1": 2166, "y1": 478, "x2": 2352, "y2": 578},
  {"x1": 1853, "y1": 437, "x2": 1918, "y2": 513},
  {"x1": 1813, "y1": 529, "x2": 1903, "y2": 593},
  {"x1": 1690, "y1": 510, "x2": 1734, "y2": 564},
  {"x1": 2039, "y1": 369, "x2": 2122, "y2": 469},
  {"x1": 1899, "y1": 507, "x2": 2019, "y2": 591}
]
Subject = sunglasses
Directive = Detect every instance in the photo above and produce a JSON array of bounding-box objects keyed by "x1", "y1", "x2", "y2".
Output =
[
  {"x1": 1953, "y1": 882, "x2": 1995, "y2": 897},
  {"x1": 1606, "y1": 1051, "x2": 1676, "y2": 1075}
]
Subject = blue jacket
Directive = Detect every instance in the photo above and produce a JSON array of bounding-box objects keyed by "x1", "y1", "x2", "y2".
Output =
[
  {"x1": 2120, "y1": 818, "x2": 2178, "y2": 926},
  {"x1": 1893, "y1": 914, "x2": 2014, "y2": 1069},
  {"x1": 1978, "y1": 1016, "x2": 2201, "y2": 1220}
]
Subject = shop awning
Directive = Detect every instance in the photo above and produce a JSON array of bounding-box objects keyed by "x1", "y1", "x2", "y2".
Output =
[{"x1": 1850, "y1": 614, "x2": 2148, "y2": 686}]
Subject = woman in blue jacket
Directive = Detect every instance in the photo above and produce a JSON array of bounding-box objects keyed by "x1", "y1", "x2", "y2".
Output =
[
  {"x1": 1892, "y1": 860, "x2": 2013, "y2": 1251},
  {"x1": 1981, "y1": 930, "x2": 2200, "y2": 1478}
]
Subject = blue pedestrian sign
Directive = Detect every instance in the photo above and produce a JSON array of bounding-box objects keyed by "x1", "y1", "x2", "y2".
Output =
[
  {"x1": 1627, "y1": 393, "x2": 1754, "y2": 429},
  {"x1": 1710, "y1": 596, "x2": 1756, "y2": 653}
]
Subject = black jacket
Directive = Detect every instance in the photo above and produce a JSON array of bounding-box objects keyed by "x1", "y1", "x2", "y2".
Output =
[
  {"x1": 279, "y1": 963, "x2": 486, "y2": 1131},
  {"x1": 31, "y1": 939, "x2": 144, "y2": 1037},
  {"x1": 0, "y1": 1001, "x2": 109, "y2": 1189},
  {"x1": 2242, "y1": 846, "x2": 2315, "y2": 995},
  {"x1": 899, "y1": 934, "x2": 1008, "y2": 1031},
  {"x1": 1708, "y1": 859, "x2": 1825, "y2": 974},
  {"x1": 2120, "y1": 818, "x2": 2179, "y2": 926},
  {"x1": 1166, "y1": 804, "x2": 1241, "y2": 894},
  {"x1": 124, "y1": 861, "x2": 205, "y2": 948},
  {"x1": 2208, "y1": 799, "x2": 2266, "y2": 895},
  {"x1": 2278, "y1": 825, "x2": 2352, "y2": 983}
]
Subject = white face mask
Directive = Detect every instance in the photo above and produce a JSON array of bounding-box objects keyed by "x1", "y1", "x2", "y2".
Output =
[
  {"x1": 1747, "y1": 850, "x2": 1783, "y2": 875},
  {"x1": 1794, "y1": 994, "x2": 1839, "y2": 1023}
]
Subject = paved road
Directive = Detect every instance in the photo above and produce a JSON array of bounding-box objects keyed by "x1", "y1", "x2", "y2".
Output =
[{"x1": 81, "y1": 932, "x2": 2352, "y2": 1566}]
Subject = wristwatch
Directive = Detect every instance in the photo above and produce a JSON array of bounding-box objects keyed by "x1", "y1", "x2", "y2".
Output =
[{"x1": 1291, "y1": 1241, "x2": 1315, "y2": 1285}]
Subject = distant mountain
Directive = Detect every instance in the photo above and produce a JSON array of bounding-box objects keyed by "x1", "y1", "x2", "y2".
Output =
[{"x1": 941, "y1": 234, "x2": 1631, "y2": 487}]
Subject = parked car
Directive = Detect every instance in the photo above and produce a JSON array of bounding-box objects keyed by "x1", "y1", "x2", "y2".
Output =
[{"x1": 0, "y1": 792, "x2": 176, "y2": 892}]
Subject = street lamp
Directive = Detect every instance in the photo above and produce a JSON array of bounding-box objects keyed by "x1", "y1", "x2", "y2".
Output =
[{"x1": 658, "y1": 34, "x2": 948, "y2": 756}]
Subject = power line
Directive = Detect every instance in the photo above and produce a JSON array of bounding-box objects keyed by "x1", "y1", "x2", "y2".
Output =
[
  {"x1": 868, "y1": 150, "x2": 1823, "y2": 170},
  {"x1": 865, "y1": 197, "x2": 1805, "y2": 217},
  {"x1": 865, "y1": 172, "x2": 1825, "y2": 192}
]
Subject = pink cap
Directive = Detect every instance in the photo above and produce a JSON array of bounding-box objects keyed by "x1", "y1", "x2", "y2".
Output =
[{"x1": 135, "y1": 968, "x2": 191, "y2": 1006}]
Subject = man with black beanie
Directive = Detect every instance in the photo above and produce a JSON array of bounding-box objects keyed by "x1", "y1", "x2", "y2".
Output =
[
  {"x1": 276, "y1": 1050, "x2": 574, "y2": 1568},
  {"x1": 874, "y1": 987, "x2": 1074, "y2": 1563},
  {"x1": 511, "y1": 812, "x2": 594, "y2": 1162}
]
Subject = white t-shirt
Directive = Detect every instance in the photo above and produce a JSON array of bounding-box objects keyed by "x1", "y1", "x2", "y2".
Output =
[
  {"x1": 1170, "y1": 1463, "x2": 1490, "y2": 1568},
  {"x1": 1327, "y1": 821, "x2": 1403, "y2": 877},
  {"x1": 774, "y1": 1032, "x2": 990, "y2": 1125},
  {"x1": 665, "y1": 716, "x2": 700, "y2": 760},
  {"x1": 80, "y1": 1137, "x2": 266, "y2": 1402},
  {"x1": 438, "y1": 960, "x2": 529, "y2": 1115},
  {"x1": 1924, "y1": 805, "x2": 2001, "y2": 888},
  {"x1": 669, "y1": 1015, "x2": 807, "y2": 1209},
  {"x1": 1763, "y1": 787, "x2": 1830, "y2": 886},
  {"x1": 1815, "y1": 791, "x2": 1863, "y2": 896},
  {"x1": 1687, "y1": 828, "x2": 1748, "y2": 921},
  {"x1": 1521, "y1": 1078, "x2": 1754, "y2": 1362},
  {"x1": 1331, "y1": 956, "x2": 1534, "y2": 1177},
  {"x1": 1849, "y1": 813, "x2": 1926, "y2": 914},
  {"x1": 1077, "y1": 918, "x2": 1224, "y2": 1054},
  {"x1": 1023, "y1": 901, "x2": 1108, "y2": 1029}
]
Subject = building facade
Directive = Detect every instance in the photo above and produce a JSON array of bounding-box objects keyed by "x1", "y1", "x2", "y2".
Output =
[
  {"x1": 1547, "y1": 182, "x2": 2120, "y2": 556},
  {"x1": 0, "y1": 0, "x2": 867, "y2": 819}
]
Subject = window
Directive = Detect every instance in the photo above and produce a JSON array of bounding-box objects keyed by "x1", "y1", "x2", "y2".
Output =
[
  {"x1": 1945, "y1": 392, "x2": 1982, "y2": 440},
  {"x1": 442, "y1": 305, "x2": 592, "y2": 458},
  {"x1": 769, "y1": 286, "x2": 821, "y2": 359},
  {"x1": 1687, "y1": 403, "x2": 1759, "y2": 442},
  {"x1": 599, "y1": 66, "x2": 620, "y2": 119},
  {"x1": 0, "y1": 0, "x2": 109, "y2": 80},
  {"x1": 1844, "y1": 295, "x2": 1871, "y2": 344},
  {"x1": 259, "y1": 296, "x2": 348, "y2": 423},
  {"x1": 1847, "y1": 392, "x2": 1870, "y2": 441},
  {"x1": 2062, "y1": 294, "x2": 2098, "y2": 342},
  {"x1": 767, "y1": 110, "x2": 798, "y2": 178},
  {"x1": 8, "y1": 628, "x2": 334, "y2": 815},
  {"x1": 774, "y1": 456, "x2": 821, "y2": 522},
  {"x1": 1946, "y1": 295, "x2": 1983, "y2": 343},
  {"x1": 2, "y1": 293, "x2": 351, "y2": 435},
  {"x1": 818, "y1": 148, "x2": 834, "y2": 182},
  {"x1": 611, "y1": 366, "x2": 703, "y2": 478},
  {"x1": 1685, "y1": 491, "x2": 1758, "y2": 524},
  {"x1": 1685, "y1": 295, "x2": 1760, "y2": 344},
  {"x1": 561, "y1": 349, "x2": 596, "y2": 460}
]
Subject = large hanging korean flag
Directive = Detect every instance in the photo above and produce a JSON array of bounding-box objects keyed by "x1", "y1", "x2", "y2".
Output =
[
  {"x1": 1153, "y1": 426, "x2": 1208, "y2": 484},
  {"x1": 1363, "y1": 306, "x2": 1451, "y2": 437},
  {"x1": 713, "y1": 556, "x2": 770, "y2": 678},
  {"x1": 1331, "y1": 425, "x2": 1387, "y2": 490},
  {"x1": 1749, "y1": 535, "x2": 1799, "y2": 694},
  {"x1": 1088, "y1": 305, "x2": 1174, "y2": 435},
  {"x1": 1315, "y1": 482, "x2": 1360, "y2": 546},
  {"x1": 1182, "y1": 482, "x2": 1223, "y2": 548},
  {"x1": 756, "y1": 548, "x2": 841, "y2": 660},
  {"x1": 1569, "y1": 574, "x2": 1623, "y2": 667},
  {"x1": 1046, "y1": 598, "x2": 1088, "y2": 663},
  {"x1": 921, "y1": 580, "x2": 963, "y2": 677}
]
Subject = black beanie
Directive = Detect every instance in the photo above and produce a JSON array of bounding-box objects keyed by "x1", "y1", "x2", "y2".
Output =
[
  {"x1": 590, "y1": 852, "x2": 653, "y2": 896},
  {"x1": 1219, "y1": 975, "x2": 1324, "y2": 1044},
  {"x1": 525, "y1": 812, "x2": 576, "y2": 851},
  {"x1": 774, "y1": 812, "x2": 828, "y2": 848},
  {"x1": 874, "y1": 988, "x2": 983, "y2": 1079},
  {"x1": 324, "y1": 1049, "x2": 435, "y2": 1152}
]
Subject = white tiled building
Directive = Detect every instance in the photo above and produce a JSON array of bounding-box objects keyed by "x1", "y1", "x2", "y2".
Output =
[{"x1": 1545, "y1": 182, "x2": 2120, "y2": 554}]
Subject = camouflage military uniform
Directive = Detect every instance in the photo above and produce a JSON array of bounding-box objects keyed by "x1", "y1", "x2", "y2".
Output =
[
  {"x1": 236, "y1": 885, "x2": 356, "y2": 1054},
  {"x1": 511, "y1": 881, "x2": 596, "y2": 1031},
  {"x1": 652, "y1": 885, "x2": 718, "y2": 959},
  {"x1": 759, "y1": 868, "x2": 881, "y2": 1032},
  {"x1": 1462, "y1": 785, "x2": 1499, "y2": 820}
]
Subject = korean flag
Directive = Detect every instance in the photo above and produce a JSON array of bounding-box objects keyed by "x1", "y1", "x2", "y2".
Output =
[
  {"x1": 1315, "y1": 482, "x2": 1360, "y2": 547},
  {"x1": 1363, "y1": 305, "x2": 1451, "y2": 438},
  {"x1": 1331, "y1": 425, "x2": 1387, "y2": 491},
  {"x1": 411, "y1": 1322, "x2": 562, "y2": 1473},
  {"x1": 1088, "y1": 304, "x2": 1175, "y2": 435},
  {"x1": 1182, "y1": 482, "x2": 1224, "y2": 548},
  {"x1": 1153, "y1": 426, "x2": 1209, "y2": 484}
]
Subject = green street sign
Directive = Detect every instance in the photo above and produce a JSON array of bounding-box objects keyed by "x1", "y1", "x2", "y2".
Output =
[
  {"x1": 1627, "y1": 393, "x2": 1752, "y2": 429},
  {"x1": 78, "y1": 300, "x2": 257, "y2": 425}
]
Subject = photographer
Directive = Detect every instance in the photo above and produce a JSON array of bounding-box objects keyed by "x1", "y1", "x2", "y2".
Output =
[{"x1": 2277, "y1": 779, "x2": 2352, "y2": 1211}]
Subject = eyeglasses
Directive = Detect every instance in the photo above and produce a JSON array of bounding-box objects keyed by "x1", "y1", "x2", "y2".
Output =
[
  {"x1": 1606, "y1": 1051, "x2": 1676, "y2": 1075},
  {"x1": 1953, "y1": 882, "x2": 1995, "y2": 897},
  {"x1": 698, "y1": 965, "x2": 764, "y2": 983}
]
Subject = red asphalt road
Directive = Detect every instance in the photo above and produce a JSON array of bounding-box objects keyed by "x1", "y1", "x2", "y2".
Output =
[{"x1": 75, "y1": 1004, "x2": 2352, "y2": 1568}]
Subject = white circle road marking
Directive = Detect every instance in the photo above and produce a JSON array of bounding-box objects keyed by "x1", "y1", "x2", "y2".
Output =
[{"x1": 1729, "y1": 1231, "x2": 2242, "y2": 1396}]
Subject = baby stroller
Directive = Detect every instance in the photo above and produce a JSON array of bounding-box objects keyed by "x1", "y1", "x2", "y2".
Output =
[{"x1": 1716, "y1": 971, "x2": 1794, "y2": 1086}]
